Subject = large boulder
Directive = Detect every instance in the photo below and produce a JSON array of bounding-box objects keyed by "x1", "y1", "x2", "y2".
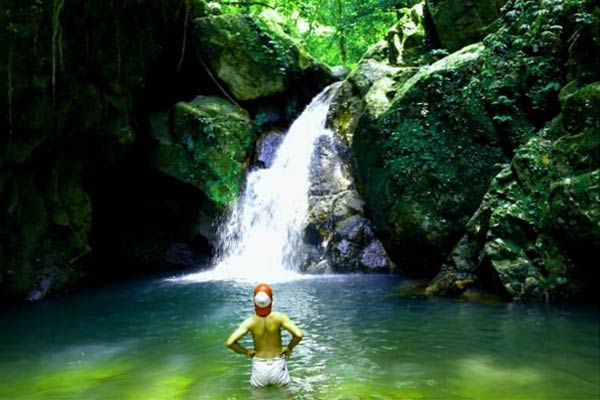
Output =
[
  {"x1": 192, "y1": 14, "x2": 331, "y2": 101},
  {"x1": 149, "y1": 96, "x2": 254, "y2": 211},
  {"x1": 426, "y1": 0, "x2": 600, "y2": 300},
  {"x1": 330, "y1": 0, "x2": 597, "y2": 300},
  {"x1": 352, "y1": 43, "x2": 508, "y2": 276}
]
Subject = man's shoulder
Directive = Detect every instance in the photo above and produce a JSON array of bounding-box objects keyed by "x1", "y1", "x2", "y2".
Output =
[{"x1": 270, "y1": 311, "x2": 289, "y2": 321}]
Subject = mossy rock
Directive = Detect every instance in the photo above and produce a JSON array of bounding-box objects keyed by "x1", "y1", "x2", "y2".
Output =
[
  {"x1": 364, "y1": 1, "x2": 431, "y2": 67},
  {"x1": 551, "y1": 125, "x2": 600, "y2": 177},
  {"x1": 0, "y1": 245, "x2": 5, "y2": 286},
  {"x1": 548, "y1": 169, "x2": 600, "y2": 245},
  {"x1": 353, "y1": 43, "x2": 506, "y2": 275},
  {"x1": 1, "y1": 0, "x2": 215, "y2": 302},
  {"x1": 149, "y1": 96, "x2": 254, "y2": 209},
  {"x1": 427, "y1": 112, "x2": 598, "y2": 301},
  {"x1": 44, "y1": 159, "x2": 92, "y2": 260},
  {"x1": 1, "y1": 173, "x2": 46, "y2": 296},
  {"x1": 559, "y1": 81, "x2": 600, "y2": 135},
  {"x1": 192, "y1": 14, "x2": 311, "y2": 101}
]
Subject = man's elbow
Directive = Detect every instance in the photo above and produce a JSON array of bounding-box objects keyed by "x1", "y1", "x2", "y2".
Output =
[
  {"x1": 225, "y1": 339, "x2": 236, "y2": 348},
  {"x1": 296, "y1": 331, "x2": 304, "y2": 340}
]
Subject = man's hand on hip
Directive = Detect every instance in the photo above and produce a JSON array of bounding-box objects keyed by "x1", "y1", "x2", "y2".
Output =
[{"x1": 279, "y1": 346, "x2": 291, "y2": 359}]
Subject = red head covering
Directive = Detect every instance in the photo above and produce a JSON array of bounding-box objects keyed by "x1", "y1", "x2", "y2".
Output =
[{"x1": 253, "y1": 283, "x2": 273, "y2": 317}]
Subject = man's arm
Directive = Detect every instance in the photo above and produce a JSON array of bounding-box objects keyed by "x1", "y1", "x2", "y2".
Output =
[
  {"x1": 225, "y1": 318, "x2": 255, "y2": 358},
  {"x1": 280, "y1": 313, "x2": 304, "y2": 358}
]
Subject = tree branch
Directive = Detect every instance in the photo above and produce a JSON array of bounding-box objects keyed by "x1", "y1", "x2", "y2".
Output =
[
  {"x1": 221, "y1": 0, "x2": 276, "y2": 10},
  {"x1": 199, "y1": 57, "x2": 244, "y2": 111}
]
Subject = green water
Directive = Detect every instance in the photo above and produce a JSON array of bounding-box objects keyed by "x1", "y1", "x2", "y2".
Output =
[{"x1": 0, "y1": 274, "x2": 598, "y2": 400}]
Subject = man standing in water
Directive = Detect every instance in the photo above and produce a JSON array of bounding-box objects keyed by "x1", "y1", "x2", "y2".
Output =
[{"x1": 226, "y1": 283, "x2": 304, "y2": 387}]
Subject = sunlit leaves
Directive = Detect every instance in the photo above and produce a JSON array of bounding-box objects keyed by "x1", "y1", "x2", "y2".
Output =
[{"x1": 212, "y1": 0, "x2": 420, "y2": 66}]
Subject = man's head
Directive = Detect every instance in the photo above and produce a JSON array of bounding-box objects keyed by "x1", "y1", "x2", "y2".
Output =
[{"x1": 253, "y1": 283, "x2": 273, "y2": 317}]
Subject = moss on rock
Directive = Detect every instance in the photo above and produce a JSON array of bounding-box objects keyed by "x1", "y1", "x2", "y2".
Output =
[
  {"x1": 192, "y1": 14, "x2": 327, "y2": 101},
  {"x1": 353, "y1": 43, "x2": 507, "y2": 275},
  {"x1": 337, "y1": 0, "x2": 597, "y2": 300},
  {"x1": 149, "y1": 96, "x2": 254, "y2": 210},
  {"x1": 427, "y1": 81, "x2": 599, "y2": 301}
]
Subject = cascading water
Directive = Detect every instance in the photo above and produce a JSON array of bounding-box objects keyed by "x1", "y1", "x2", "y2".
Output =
[{"x1": 174, "y1": 83, "x2": 340, "y2": 283}]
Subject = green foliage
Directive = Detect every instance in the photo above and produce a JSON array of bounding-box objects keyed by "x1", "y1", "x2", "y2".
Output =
[
  {"x1": 209, "y1": 0, "x2": 420, "y2": 66},
  {"x1": 478, "y1": 0, "x2": 592, "y2": 126}
]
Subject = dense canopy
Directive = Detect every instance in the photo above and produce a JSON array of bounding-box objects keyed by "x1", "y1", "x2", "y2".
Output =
[{"x1": 211, "y1": 0, "x2": 418, "y2": 65}]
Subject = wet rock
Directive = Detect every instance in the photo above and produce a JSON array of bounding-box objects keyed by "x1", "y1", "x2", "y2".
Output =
[
  {"x1": 331, "y1": 65, "x2": 351, "y2": 81},
  {"x1": 352, "y1": 43, "x2": 506, "y2": 276},
  {"x1": 255, "y1": 130, "x2": 284, "y2": 168},
  {"x1": 26, "y1": 275, "x2": 53, "y2": 302},
  {"x1": 309, "y1": 135, "x2": 353, "y2": 195},
  {"x1": 360, "y1": 240, "x2": 392, "y2": 271},
  {"x1": 301, "y1": 131, "x2": 393, "y2": 274}
]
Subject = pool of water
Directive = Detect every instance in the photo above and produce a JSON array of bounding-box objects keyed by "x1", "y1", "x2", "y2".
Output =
[{"x1": 0, "y1": 274, "x2": 598, "y2": 400}]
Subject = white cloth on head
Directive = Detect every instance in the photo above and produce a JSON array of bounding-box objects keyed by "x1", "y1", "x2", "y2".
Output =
[
  {"x1": 250, "y1": 355, "x2": 291, "y2": 387},
  {"x1": 254, "y1": 291, "x2": 271, "y2": 307}
]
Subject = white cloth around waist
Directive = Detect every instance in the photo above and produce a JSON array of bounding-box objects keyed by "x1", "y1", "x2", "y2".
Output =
[{"x1": 250, "y1": 355, "x2": 291, "y2": 387}]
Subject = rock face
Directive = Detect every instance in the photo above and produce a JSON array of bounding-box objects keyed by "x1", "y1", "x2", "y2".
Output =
[
  {"x1": 427, "y1": 83, "x2": 600, "y2": 300},
  {"x1": 0, "y1": 158, "x2": 92, "y2": 299},
  {"x1": 0, "y1": 0, "x2": 209, "y2": 301},
  {"x1": 255, "y1": 130, "x2": 285, "y2": 168},
  {"x1": 353, "y1": 44, "x2": 508, "y2": 277},
  {"x1": 425, "y1": 2, "x2": 600, "y2": 301}
]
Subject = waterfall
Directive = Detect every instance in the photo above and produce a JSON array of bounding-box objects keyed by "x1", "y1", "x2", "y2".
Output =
[{"x1": 173, "y1": 83, "x2": 340, "y2": 283}]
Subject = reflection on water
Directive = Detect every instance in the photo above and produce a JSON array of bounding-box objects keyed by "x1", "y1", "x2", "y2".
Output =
[{"x1": 0, "y1": 274, "x2": 598, "y2": 400}]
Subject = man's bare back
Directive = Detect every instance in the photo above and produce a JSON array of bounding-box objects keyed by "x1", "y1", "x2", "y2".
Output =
[
  {"x1": 227, "y1": 311, "x2": 303, "y2": 358},
  {"x1": 225, "y1": 283, "x2": 304, "y2": 387}
]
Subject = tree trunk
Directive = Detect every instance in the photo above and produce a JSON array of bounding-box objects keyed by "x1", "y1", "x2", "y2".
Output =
[{"x1": 337, "y1": 0, "x2": 347, "y2": 63}]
